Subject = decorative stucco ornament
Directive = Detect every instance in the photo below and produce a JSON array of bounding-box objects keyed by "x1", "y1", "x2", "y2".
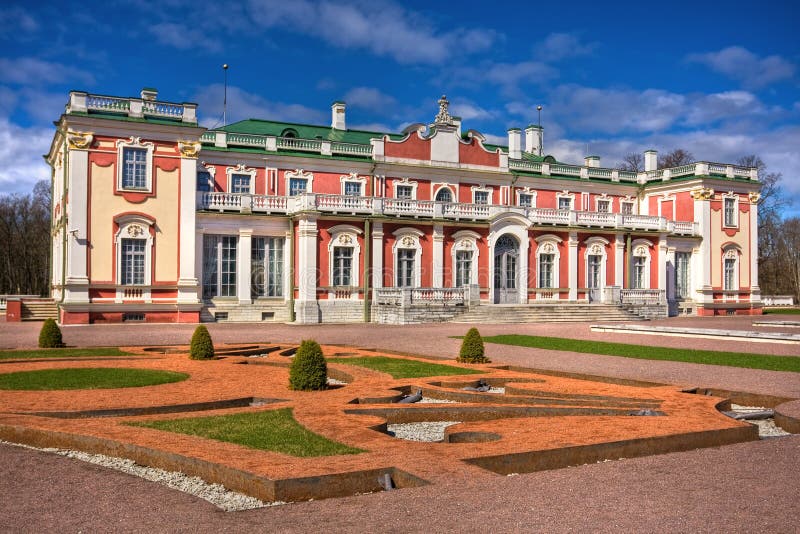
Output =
[
  {"x1": 401, "y1": 236, "x2": 415, "y2": 247},
  {"x1": 690, "y1": 187, "x2": 714, "y2": 200},
  {"x1": 434, "y1": 95, "x2": 453, "y2": 125},
  {"x1": 67, "y1": 130, "x2": 93, "y2": 150},
  {"x1": 748, "y1": 192, "x2": 761, "y2": 204},
  {"x1": 338, "y1": 234, "x2": 353, "y2": 245},
  {"x1": 178, "y1": 141, "x2": 201, "y2": 159},
  {"x1": 127, "y1": 225, "x2": 144, "y2": 237}
]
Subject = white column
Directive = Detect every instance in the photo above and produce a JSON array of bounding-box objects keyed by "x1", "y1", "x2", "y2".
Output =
[
  {"x1": 694, "y1": 194, "x2": 713, "y2": 308},
  {"x1": 178, "y1": 157, "x2": 199, "y2": 303},
  {"x1": 295, "y1": 216, "x2": 319, "y2": 323},
  {"x1": 519, "y1": 235, "x2": 529, "y2": 304},
  {"x1": 614, "y1": 234, "x2": 625, "y2": 287},
  {"x1": 237, "y1": 229, "x2": 252, "y2": 304},
  {"x1": 432, "y1": 224, "x2": 444, "y2": 287},
  {"x1": 749, "y1": 198, "x2": 760, "y2": 299},
  {"x1": 195, "y1": 230, "x2": 205, "y2": 299},
  {"x1": 657, "y1": 233, "x2": 668, "y2": 292},
  {"x1": 65, "y1": 147, "x2": 89, "y2": 303},
  {"x1": 372, "y1": 222, "x2": 384, "y2": 290},
  {"x1": 568, "y1": 231, "x2": 578, "y2": 300}
]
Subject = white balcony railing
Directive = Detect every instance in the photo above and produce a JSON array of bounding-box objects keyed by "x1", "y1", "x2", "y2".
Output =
[
  {"x1": 528, "y1": 207, "x2": 570, "y2": 225},
  {"x1": 383, "y1": 198, "x2": 435, "y2": 217},
  {"x1": 620, "y1": 289, "x2": 665, "y2": 305},
  {"x1": 315, "y1": 194, "x2": 374, "y2": 214}
]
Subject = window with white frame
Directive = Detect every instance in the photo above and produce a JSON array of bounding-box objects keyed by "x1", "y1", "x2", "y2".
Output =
[
  {"x1": 723, "y1": 195, "x2": 738, "y2": 227},
  {"x1": 397, "y1": 249, "x2": 415, "y2": 287},
  {"x1": 226, "y1": 164, "x2": 255, "y2": 194},
  {"x1": 557, "y1": 194, "x2": 573, "y2": 211},
  {"x1": 202, "y1": 235, "x2": 237, "y2": 298},
  {"x1": 285, "y1": 169, "x2": 313, "y2": 196},
  {"x1": 231, "y1": 174, "x2": 250, "y2": 193},
  {"x1": 597, "y1": 199, "x2": 611, "y2": 213},
  {"x1": 631, "y1": 243, "x2": 651, "y2": 289},
  {"x1": 538, "y1": 252, "x2": 555, "y2": 288},
  {"x1": 393, "y1": 230, "x2": 422, "y2": 288},
  {"x1": 675, "y1": 251, "x2": 691, "y2": 298},
  {"x1": 451, "y1": 231, "x2": 480, "y2": 287},
  {"x1": 518, "y1": 193, "x2": 533, "y2": 207},
  {"x1": 584, "y1": 240, "x2": 608, "y2": 289},
  {"x1": 723, "y1": 248, "x2": 739, "y2": 290},
  {"x1": 289, "y1": 178, "x2": 307, "y2": 196},
  {"x1": 327, "y1": 226, "x2": 361, "y2": 290},
  {"x1": 251, "y1": 237, "x2": 283, "y2": 297},
  {"x1": 114, "y1": 216, "x2": 153, "y2": 287},
  {"x1": 343, "y1": 182, "x2": 361, "y2": 196},
  {"x1": 536, "y1": 239, "x2": 560, "y2": 289},
  {"x1": 397, "y1": 185, "x2": 413, "y2": 199},
  {"x1": 116, "y1": 137, "x2": 154, "y2": 192},
  {"x1": 455, "y1": 251, "x2": 472, "y2": 287},
  {"x1": 473, "y1": 190, "x2": 489, "y2": 204},
  {"x1": 340, "y1": 173, "x2": 366, "y2": 197},
  {"x1": 621, "y1": 201, "x2": 634, "y2": 215},
  {"x1": 435, "y1": 187, "x2": 453, "y2": 202}
]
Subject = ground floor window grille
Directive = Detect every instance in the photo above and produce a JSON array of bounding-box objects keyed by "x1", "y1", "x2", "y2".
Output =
[
  {"x1": 203, "y1": 235, "x2": 238, "y2": 298},
  {"x1": 251, "y1": 237, "x2": 284, "y2": 297}
]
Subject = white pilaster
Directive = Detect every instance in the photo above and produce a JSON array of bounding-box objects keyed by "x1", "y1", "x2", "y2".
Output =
[
  {"x1": 568, "y1": 231, "x2": 578, "y2": 300},
  {"x1": 694, "y1": 193, "x2": 713, "y2": 306},
  {"x1": 65, "y1": 147, "x2": 89, "y2": 303},
  {"x1": 432, "y1": 224, "x2": 444, "y2": 287},
  {"x1": 614, "y1": 234, "x2": 625, "y2": 287},
  {"x1": 295, "y1": 216, "x2": 319, "y2": 323},
  {"x1": 372, "y1": 222, "x2": 384, "y2": 289},
  {"x1": 750, "y1": 198, "x2": 760, "y2": 298},
  {"x1": 237, "y1": 229, "x2": 252, "y2": 304},
  {"x1": 657, "y1": 234, "x2": 668, "y2": 292},
  {"x1": 178, "y1": 157, "x2": 199, "y2": 303}
]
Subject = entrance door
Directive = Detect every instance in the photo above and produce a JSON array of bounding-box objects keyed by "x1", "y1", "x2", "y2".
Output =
[
  {"x1": 587, "y1": 254, "x2": 601, "y2": 303},
  {"x1": 494, "y1": 235, "x2": 519, "y2": 304}
]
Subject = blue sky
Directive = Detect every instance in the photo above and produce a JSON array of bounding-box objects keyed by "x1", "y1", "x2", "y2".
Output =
[{"x1": 1, "y1": 0, "x2": 798, "y2": 214}]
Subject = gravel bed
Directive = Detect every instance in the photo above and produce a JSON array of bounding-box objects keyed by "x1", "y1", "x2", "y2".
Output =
[
  {"x1": 730, "y1": 404, "x2": 792, "y2": 438},
  {"x1": 386, "y1": 421, "x2": 460, "y2": 442},
  {"x1": 0, "y1": 440, "x2": 282, "y2": 511}
]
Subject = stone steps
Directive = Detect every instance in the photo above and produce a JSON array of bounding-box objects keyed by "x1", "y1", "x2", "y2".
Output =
[
  {"x1": 452, "y1": 304, "x2": 645, "y2": 324},
  {"x1": 21, "y1": 300, "x2": 59, "y2": 321}
]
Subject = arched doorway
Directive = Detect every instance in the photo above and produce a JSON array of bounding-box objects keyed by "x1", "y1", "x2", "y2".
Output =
[{"x1": 494, "y1": 234, "x2": 519, "y2": 304}]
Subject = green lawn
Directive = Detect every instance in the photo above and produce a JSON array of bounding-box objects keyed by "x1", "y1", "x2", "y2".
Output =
[
  {"x1": 481, "y1": 334, "x2": 800, "y2": 373},
  {"x1": 329, "y1": 356, "x2": 482, "y2": 378},
  {"x1": 763, "y1": 308, "x2": 800, "y2": 315},
  {"x1": 0, "y1": 347, "x2": 133, "y2": 360},
  {"x1": 0, "y1": 368, "x2": 188, "y2": 390},
  {"x1": 129, "y1": 408, "x2": 363, "y2": 457}
]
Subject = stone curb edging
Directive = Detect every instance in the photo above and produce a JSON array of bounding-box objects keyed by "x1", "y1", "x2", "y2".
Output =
[{"x1": 590, "y1": 324, "x2": 800, "y2": 344}]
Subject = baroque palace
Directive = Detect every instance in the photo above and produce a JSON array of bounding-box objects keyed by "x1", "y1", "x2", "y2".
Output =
[{"x1": 46, "y1": 88, "x2": 762, "y2": 324}]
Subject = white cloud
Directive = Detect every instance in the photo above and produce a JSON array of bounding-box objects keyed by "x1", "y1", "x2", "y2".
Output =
[
  {"x1": 342, "y1": 87, "x2": 397, "y2": 111},
  {"x1": 0, "y1": 118, "x2": 51, "y2": 195},
  {"x1": 687, "y1": 46, "x2": 795, "y2": 89},
  {"x1": 193, "y1": 84, "x2": 326, "y2": 126},
  {"x1": 148, "y1": 22, "x2": 222, "y2": 52},
  {"x1": 537, "y1": 33, "x2": 597, "y2": 61},
  {"x1": 0, "y1": 57, "x2": 95, "y2": 87},
  {"x1": 0, "y1": 7, "x2": 39, "y2": 38},
  {"x1": 449, "y1": 99, "x2": 493, "y2": 121},
  {"x1": 245, "y1": 0, "x2": 495, "y2": 64}
]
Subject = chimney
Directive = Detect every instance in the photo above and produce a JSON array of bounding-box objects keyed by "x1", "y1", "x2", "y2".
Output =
[
  {"x1": 525, "y1": 125, "x2": 543, "y2": 155},
  {"x1": 584, "y1": 156, "x2": 600, "y2": 168},
  {"x1": 141, "y1": 87, "x2": 158, "y2": 101},
  {"x1": 508, "y1": 128, "x2": 522, "y2": 159},
  {"x1": 644, "y1": 150, "x2": 658, "y2": 172},
  {"x1": 331, "y1": 101, "x2": 346, "y2": 130}
]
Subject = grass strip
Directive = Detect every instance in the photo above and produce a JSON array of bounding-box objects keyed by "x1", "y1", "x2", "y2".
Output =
[
  {"x1": 0, "y1": 347, "x2": 133, "y2": 360},
  {"x1": 763, "y1": 308, "x2": 800, "y2": 315},
  {"x1": 481, "y1": 334, "x2": 800, "y2": 373},
  {"x1": 129, "y1": 408, "x2": 363, "y2": 457},
  {"x1": 330, "y1": 355, "x2": 482, "y2": 378},
  {"x1": 0, "y1": 367, "x2": 188, "y2": 390}
]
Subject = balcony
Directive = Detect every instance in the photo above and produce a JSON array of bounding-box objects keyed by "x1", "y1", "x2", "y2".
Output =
[{"x1": 198, "y1": 192, "x2": 701, "y2": 236}]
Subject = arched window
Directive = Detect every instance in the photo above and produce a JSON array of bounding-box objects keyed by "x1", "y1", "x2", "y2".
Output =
[
  {"x1": 584, "y1": 238, "x2": 609, "y2": 290},
  {"x1": 392, "y1": 229, "x2": 423, "y2": 287},
  {"x1": 328, "y1": 225, "x2": 362, "y2": 289},
  {"x1": 435, "y1": 187, "x2": 453, "y2": 203},
  {"x1": 631, "y1": 240, "x2": 653, "y2": 289},
  {"x1": 722, "y1": 246, "x2": 740, "y2": 291},
  {"x1": 114, "y1": 215, "x2": 155, "y2": 286},
  {"x1": 451, "y1": 230, "x2": 481, "y2": 287}
]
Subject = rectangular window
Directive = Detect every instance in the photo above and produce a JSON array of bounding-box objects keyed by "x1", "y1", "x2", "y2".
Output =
[
  {"x1": 474, "y1": 191, "x2": 489, "y2": 204},
  {"x1": 675, "y1": 252, "x2": 691, "y2": 299},
  {"x1": 538, "y1": 254, "x2": 554, "y2": 288},
  {"x1": 251, "y1": 237, "x2": 266, "y2": 297},
  {"x1": 231, "y1": 174, "x2": 250, "y2": 194},
  {"x1": 558, "y1": 197, "x2": 572, "y2": 210},
  {"x1": 333, "y1": 247, "x2": 353, "y2": 286},
  {"x1": 621, "y1": 202, "x2": 634, "y2": 215},
  {"x1": 724, "y1": 198, "x2": 737, "y2": 227},
  {"x1": 396, "y1": 185, "x2": 413, "y2": 199},
  {"x1": 289, "y1": 178, "x2": 307, "y2": 196},
  {"x1": 587, "y1": 255, "x2": 601, "y2": 288},
  {"x1": 597, "y1": 200, "x2": 610, "y2": 213},
  {"x1": 122, "y1": 147, "x2": 147, "y2": 189},
  {"x1": 202, "y1": 235, "x2": 238, "y2": 298},
  {"x1": 455, "y1": 251, "x2": 472, "y2": 287},
  {"x1": 344, "y1": 182, "x2": 361, "y2": 196},
  {"x1": 197, "y1": 171, "x2": 213, "y2": 192},
  {"x1": 251, "y1": 237, "x2": 284, "y2": 297},
  {"x1": 724, "y1": 258, "x2": 736, "y2": 290},
  {"x1": 518, "y1": 193, "x2": 533, "y2": 207},
  {"x1": 267, "y1": 239, "x2": 284, "y2": 297},
  {"x1": 121, "y1": 238, "x2": 145, "y2": 285},
  {"x1": 633, "y1": 257, "x2": 647, "y2": 289},
  {"x1": 397, "y1": 249, "x2": 415, "y2": 287}
]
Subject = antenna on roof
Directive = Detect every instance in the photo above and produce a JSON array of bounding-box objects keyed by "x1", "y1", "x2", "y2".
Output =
[{"x1": 222, "y1": 64, "x2": 229, "y2": 127}]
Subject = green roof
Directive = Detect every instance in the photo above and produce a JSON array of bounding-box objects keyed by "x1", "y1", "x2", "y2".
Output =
[{"x1": 221, "y1": 119, "x2": 403, "y2": 144}]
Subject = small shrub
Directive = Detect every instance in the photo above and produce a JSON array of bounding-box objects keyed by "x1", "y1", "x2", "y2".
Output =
[
  {"x1": 289, "y1": 340, "x2": 328, "y2": 391},
  {"x1": 38, "y1": 318, "x2": 63, "y2": 348},
  {"x1": 457, "y1": 328, "x2": 488, "y2": 364},
  {"x1": 189, "y1": 325, "x2": 215, "y2": 360}
]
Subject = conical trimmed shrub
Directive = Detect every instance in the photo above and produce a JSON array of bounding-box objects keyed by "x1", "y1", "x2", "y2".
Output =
[
  {"x1": 457, "y1": 327, "x2": 488, "y2": 363},
  {"x1": 189, "y1": 325, "x2": 215, "y2": 360},
  {"x1": 289, "y1": 339, "x2": 328, "y2": 391},
  {"x1": 38, "y1": 318, "x2": 63, "y2": 348}
]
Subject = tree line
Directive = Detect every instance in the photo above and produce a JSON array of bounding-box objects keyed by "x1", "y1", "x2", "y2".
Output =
[{"x1": 1, "y1": 155, "x2": 797, "y2": 302}]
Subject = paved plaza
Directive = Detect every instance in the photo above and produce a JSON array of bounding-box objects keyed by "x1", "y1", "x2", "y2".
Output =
[{"x1": 1, "y1": 316, "x2": 799, "y2": 532}]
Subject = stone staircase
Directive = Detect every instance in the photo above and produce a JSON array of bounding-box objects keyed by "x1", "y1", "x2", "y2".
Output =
[
  {"x1": 451, "y1": 303, "x2": 647, "y2": 324},
  {"x1": 21, "y1": 299, "x2": 59, "y2": 321}
]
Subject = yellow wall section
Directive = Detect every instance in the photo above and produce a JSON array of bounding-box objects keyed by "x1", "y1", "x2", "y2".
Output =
[
  {"x1": 710, "y1": 206, "x2": 751, "y2": 288},
  {"x1": 90, "y1": 163, "x2": 180, "y2": 284}
]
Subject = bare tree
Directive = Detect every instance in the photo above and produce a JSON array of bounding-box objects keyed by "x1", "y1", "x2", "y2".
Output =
[
  {"x1": 658, "y1": 148, "x2": 694, "y2": 168},
  {"x1": 779, "y1": 217, "x2": 800, "y2": 301},
  {"x1": 616, "y1": 152, "x2": 643, "y2": 172}
]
